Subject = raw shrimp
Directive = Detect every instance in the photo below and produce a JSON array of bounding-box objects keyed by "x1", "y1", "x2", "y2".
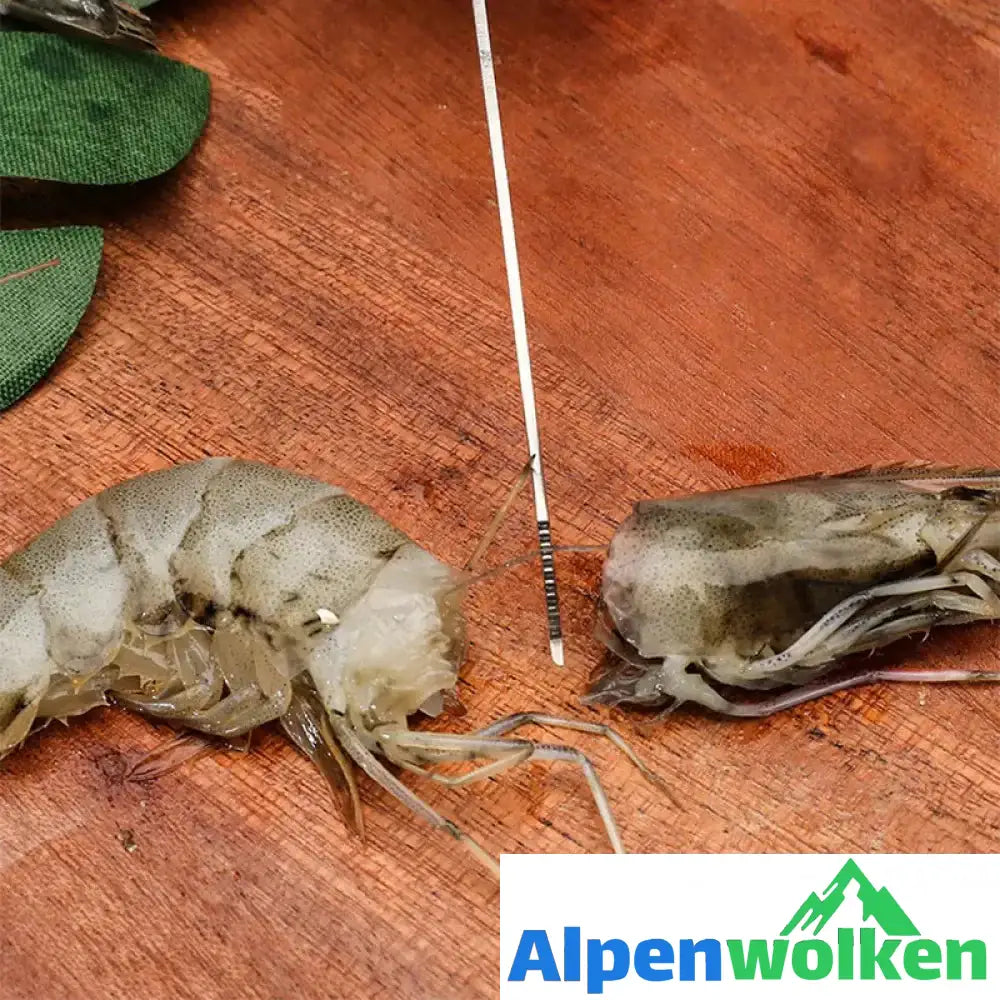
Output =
[
  {"x1": 0, "y1": 0, "x2": 157, "y2": 49},
  {"x1": 587, "y1": 465, "x2": 1000, "y2": 716},
  {"x1": 0, "y1": 459, "x2": 662, "y2": 872}
]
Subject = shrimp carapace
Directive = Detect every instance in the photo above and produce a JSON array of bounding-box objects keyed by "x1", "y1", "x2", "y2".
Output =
[{"x1": 588, "y1": 466, "x2": 1000, "y2": 715}]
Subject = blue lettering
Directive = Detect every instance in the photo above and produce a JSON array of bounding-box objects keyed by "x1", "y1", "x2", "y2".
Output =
[
  {"x1": 679, "y1": 938, "x2": 722, "y2": 981},
  {"x1": 507, "y1": 930, "x2": 560, "y2": 982},
  {"x1": 564, "y1": 927, "x2": 581, "y2": 981},
  {"x1": 635, "y1": 939, "x2": 674, "y2": 981},
  {"x1": 586, "y1": 938, "x2": 630, "y2": 995}
]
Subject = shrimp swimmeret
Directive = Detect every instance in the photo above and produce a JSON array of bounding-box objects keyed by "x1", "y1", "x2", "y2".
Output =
[{"x1": 0, "y1": 458, "x2": 660, "y2": 874}]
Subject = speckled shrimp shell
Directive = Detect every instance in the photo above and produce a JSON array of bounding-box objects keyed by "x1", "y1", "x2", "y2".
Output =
[
  {"x1": 0, "y1": 459, "x2": 658, "y2": 871},
  {"x1": 0, "y1": 0, "x2": 157, "y2": 49},
  {"x1": 588, "y1": 465, "x2": 1000, "y2": 716}
]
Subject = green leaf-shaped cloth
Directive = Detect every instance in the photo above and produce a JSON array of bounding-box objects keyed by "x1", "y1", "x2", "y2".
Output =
[
  {"x1": 0, "y1": 32, "x2": 210, "y2": 184},
  {"x1": 0, "y1": 227, "x2": 104, "y2": 410}
]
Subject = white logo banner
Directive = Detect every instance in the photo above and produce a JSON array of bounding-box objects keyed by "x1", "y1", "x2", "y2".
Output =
[{"x1": 500, "y1": 854, "x2": 999, "y2": 998}]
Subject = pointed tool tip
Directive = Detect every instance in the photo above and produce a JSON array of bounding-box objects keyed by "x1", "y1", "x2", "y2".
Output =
[{"x1": 549, "y1": 636, "x2": 565, "y2": 667}]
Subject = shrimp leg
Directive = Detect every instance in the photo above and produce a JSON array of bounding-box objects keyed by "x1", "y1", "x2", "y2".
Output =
[
  {"x1": 326, "y1": 713, "x2": 500, "y2": 876},
  {"x1": 176, "y1": 685, "x2": 293, "y2": 738},
  {"x1": 955, "y1": 548, "x2": 1000, "y2": 585},
  {"x1": 281, "y1": 680, "x2": 365, "y2": 838},
  {"x1": 377, "y1": 729, "x2": 626, "y2": 854},
  {"x1": 117, "y1": 682, "x2": 292, "y2": 738},
  {"x1": 740, "y1": 574, "x2": 987, "y2": 679},
  {"x1": 689, "y1": 664, "x2": 1000, "y2": 719},
  {"x1": 127, "y1": 732, "x2": 217, "y2": 782},
  {"x1": 794, "y1": 567, "x2": 1000, "y2": 666},
  {"x1": 472, "y1": 712, "x2": 669, "y2": 797},
  {"x1": 0, "y1": 695, "x2": 41, "y2": 757}
]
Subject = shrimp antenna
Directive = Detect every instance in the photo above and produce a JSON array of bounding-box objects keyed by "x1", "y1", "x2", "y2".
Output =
[{"x1": 463, "y1": 459, "x2": 533, "y2": 573}]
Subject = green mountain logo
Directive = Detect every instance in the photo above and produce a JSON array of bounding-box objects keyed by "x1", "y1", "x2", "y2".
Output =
[{"x1": 781, "y1": 859, "x2": 920, "y2": 937}]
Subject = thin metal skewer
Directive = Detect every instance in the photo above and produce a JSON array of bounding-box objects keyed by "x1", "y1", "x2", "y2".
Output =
[{"x1": 471, "y1": 0, "x2": 564, "y2": 666}]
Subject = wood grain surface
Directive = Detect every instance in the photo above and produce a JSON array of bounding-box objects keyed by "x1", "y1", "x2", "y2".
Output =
[{"x1": 1, "y1": 1, "x2": 998, "y2": 997}]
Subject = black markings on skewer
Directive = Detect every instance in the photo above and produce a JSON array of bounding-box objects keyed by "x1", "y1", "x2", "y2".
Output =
[{"x1": 536, "y1": 519, "x2": 562, "y2": 642}]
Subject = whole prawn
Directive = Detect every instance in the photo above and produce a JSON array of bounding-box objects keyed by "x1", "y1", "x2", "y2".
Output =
[
  {"x1": 588, "y1": 465, "x2": 1000, "y2": 715},
  {"x1": 0, "y1": 458, "x2": 657, "y2": 873}
]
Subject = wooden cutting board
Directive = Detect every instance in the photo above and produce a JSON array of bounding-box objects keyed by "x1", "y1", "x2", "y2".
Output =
[{"x1": 1, "y1": 1, "x2": 996, "y2": 997}]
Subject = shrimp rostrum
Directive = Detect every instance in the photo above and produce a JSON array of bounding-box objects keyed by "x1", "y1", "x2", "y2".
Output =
[
  {"x1": 0, "y1": 459, "x2": 658, "y2": 873},
  {"x1": 587, "y1": 465, "x2": 1000, "y2": 716}
]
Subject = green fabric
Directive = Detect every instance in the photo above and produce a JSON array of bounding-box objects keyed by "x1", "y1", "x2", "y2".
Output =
[
  {"x1": 0, "y1": 227, "x2": 103, "y2": 410},
  {"x1": 0, "y1": 32, "x2": 210, "y2": 184}
]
